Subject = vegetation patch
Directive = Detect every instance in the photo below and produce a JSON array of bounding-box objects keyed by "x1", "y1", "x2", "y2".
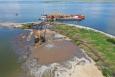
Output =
[
  {"x1": 21, "y1": 23, "x2": 33, "y2": 29},
  {"x1": 52, "y1": 24, "x2": 115, "y2": 77},
  {"x1": 106, "y1": 38, "x2": 115, "y2": 44}
]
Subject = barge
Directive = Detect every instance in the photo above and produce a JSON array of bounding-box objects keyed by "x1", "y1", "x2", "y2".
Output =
[{"x1": 40, "y1": 14, "x2": 85, "y2": 21}]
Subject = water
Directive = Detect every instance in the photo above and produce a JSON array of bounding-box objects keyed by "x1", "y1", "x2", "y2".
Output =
[
  {"x1": 0, "y1": 1, "x2": 114, "y2": 77},
  {"x1": 0, "y1": 1, "x2": 115, "y2": 35},
  {"x1": 0, "y1": 29, "x2": 26, "y2": 77}
]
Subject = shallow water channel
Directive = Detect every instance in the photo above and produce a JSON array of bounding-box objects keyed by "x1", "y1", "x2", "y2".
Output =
[{"x1": 0, "y1": 28, "x2": 27, "y2": 77}]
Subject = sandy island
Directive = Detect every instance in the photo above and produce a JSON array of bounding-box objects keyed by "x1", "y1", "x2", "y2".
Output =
[
  {"x1": 2, "y1": 22, "x2": 115, "y2": 77},
  {"x1": 2, "y1": 22, "x2": 113, "y2": 77},
  {"x1": 12, "y1": 26, "x2": 104, "y2": 77},
  {"x1": 2, "y1": 22, "x2": 114, "y2": 77}
]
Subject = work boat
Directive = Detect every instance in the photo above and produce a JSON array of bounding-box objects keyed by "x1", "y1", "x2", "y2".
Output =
[{"x1": 40, "y1": 14, "x2": 85, "y2": 21}]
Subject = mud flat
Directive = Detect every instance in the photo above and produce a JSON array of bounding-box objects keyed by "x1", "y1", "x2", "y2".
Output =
[{"x1": 13, "y1": 29, "x2": 104, "y2": 77}]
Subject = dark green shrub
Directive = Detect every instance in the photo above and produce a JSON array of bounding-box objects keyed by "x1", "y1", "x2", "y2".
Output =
[
  {"x1": 101, "y1": 66, "x2": 112, "y2": 77},
  {"x1": 106, "y1": 38, "x2": 115, "y2": 44}
]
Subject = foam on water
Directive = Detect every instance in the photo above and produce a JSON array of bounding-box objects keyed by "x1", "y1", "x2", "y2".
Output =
[{"x1": 45, "y1": 44, "x2": 55, "y2": 48}]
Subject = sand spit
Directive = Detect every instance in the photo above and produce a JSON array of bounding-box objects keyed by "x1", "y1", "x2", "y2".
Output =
[
  {"x1": 13, "y1": 29, "x2": 104, "y2": 77},
  {"x1": 0, "y1": 22, "x2": 40, "y2": 28},
  {"x1": 0, "y1": 22, "x2": 114, "y2": 38},
  {"x1": 0, "y1": 22, "x2": 22, "y2": 28}
]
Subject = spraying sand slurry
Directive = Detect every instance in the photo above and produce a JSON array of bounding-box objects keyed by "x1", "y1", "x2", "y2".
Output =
[{"x1": 13, "y1": 29, "x2": 104, "y2": 77}]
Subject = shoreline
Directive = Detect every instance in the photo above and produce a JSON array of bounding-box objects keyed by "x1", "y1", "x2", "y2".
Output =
[
  {"x1": 0, "y1": 22, "x2": 40, "y2": 28},
  {"x1": 0, "y1": 22, "x2": 114, "y2": 38},
  {"x1": 53, "y1": 24, "x2": 115, "y2": 77},
  {"x1": 65, "y1": 23, "x2": 115, "y2": 38}
]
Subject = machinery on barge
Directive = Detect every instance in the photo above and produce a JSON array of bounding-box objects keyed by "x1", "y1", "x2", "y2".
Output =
[{"x1": 40, "y1": 13, "x2": 85, "y2": 21}]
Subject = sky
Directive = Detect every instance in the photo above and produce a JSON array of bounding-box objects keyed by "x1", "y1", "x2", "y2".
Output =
[{"x1": 0, "y1": 0, "x2": 115, "y2": 2}]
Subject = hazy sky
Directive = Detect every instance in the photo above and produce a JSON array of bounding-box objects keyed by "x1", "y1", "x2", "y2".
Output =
[{"x1": 0, "y1": 0, "x2": 115, "y2": 2}]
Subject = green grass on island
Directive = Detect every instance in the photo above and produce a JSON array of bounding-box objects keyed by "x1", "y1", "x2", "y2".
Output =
[{"x1": 52, "y1": 24, "x2": 115, "y2": 77}]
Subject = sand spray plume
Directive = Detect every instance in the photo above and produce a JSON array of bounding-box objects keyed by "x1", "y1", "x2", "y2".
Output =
[{"x1": 22, "y1": 52, "x2": 91, "y2": 77}]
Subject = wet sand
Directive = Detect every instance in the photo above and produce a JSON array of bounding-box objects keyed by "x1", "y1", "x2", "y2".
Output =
[
  {"x1": 30, "y1": 28, "x2": 91, "y2": 64},
  {"x1": 32, "y1": 40, "x2": 85, "y2": 64}
]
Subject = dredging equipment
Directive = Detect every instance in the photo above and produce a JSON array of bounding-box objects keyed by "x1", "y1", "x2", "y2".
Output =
[
  {"x1": 40, "y1": 13, "x2": 85, "y2": 21},
  {"x1": 27, "y1": 22, "x2": 49, "y2": 47}
]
